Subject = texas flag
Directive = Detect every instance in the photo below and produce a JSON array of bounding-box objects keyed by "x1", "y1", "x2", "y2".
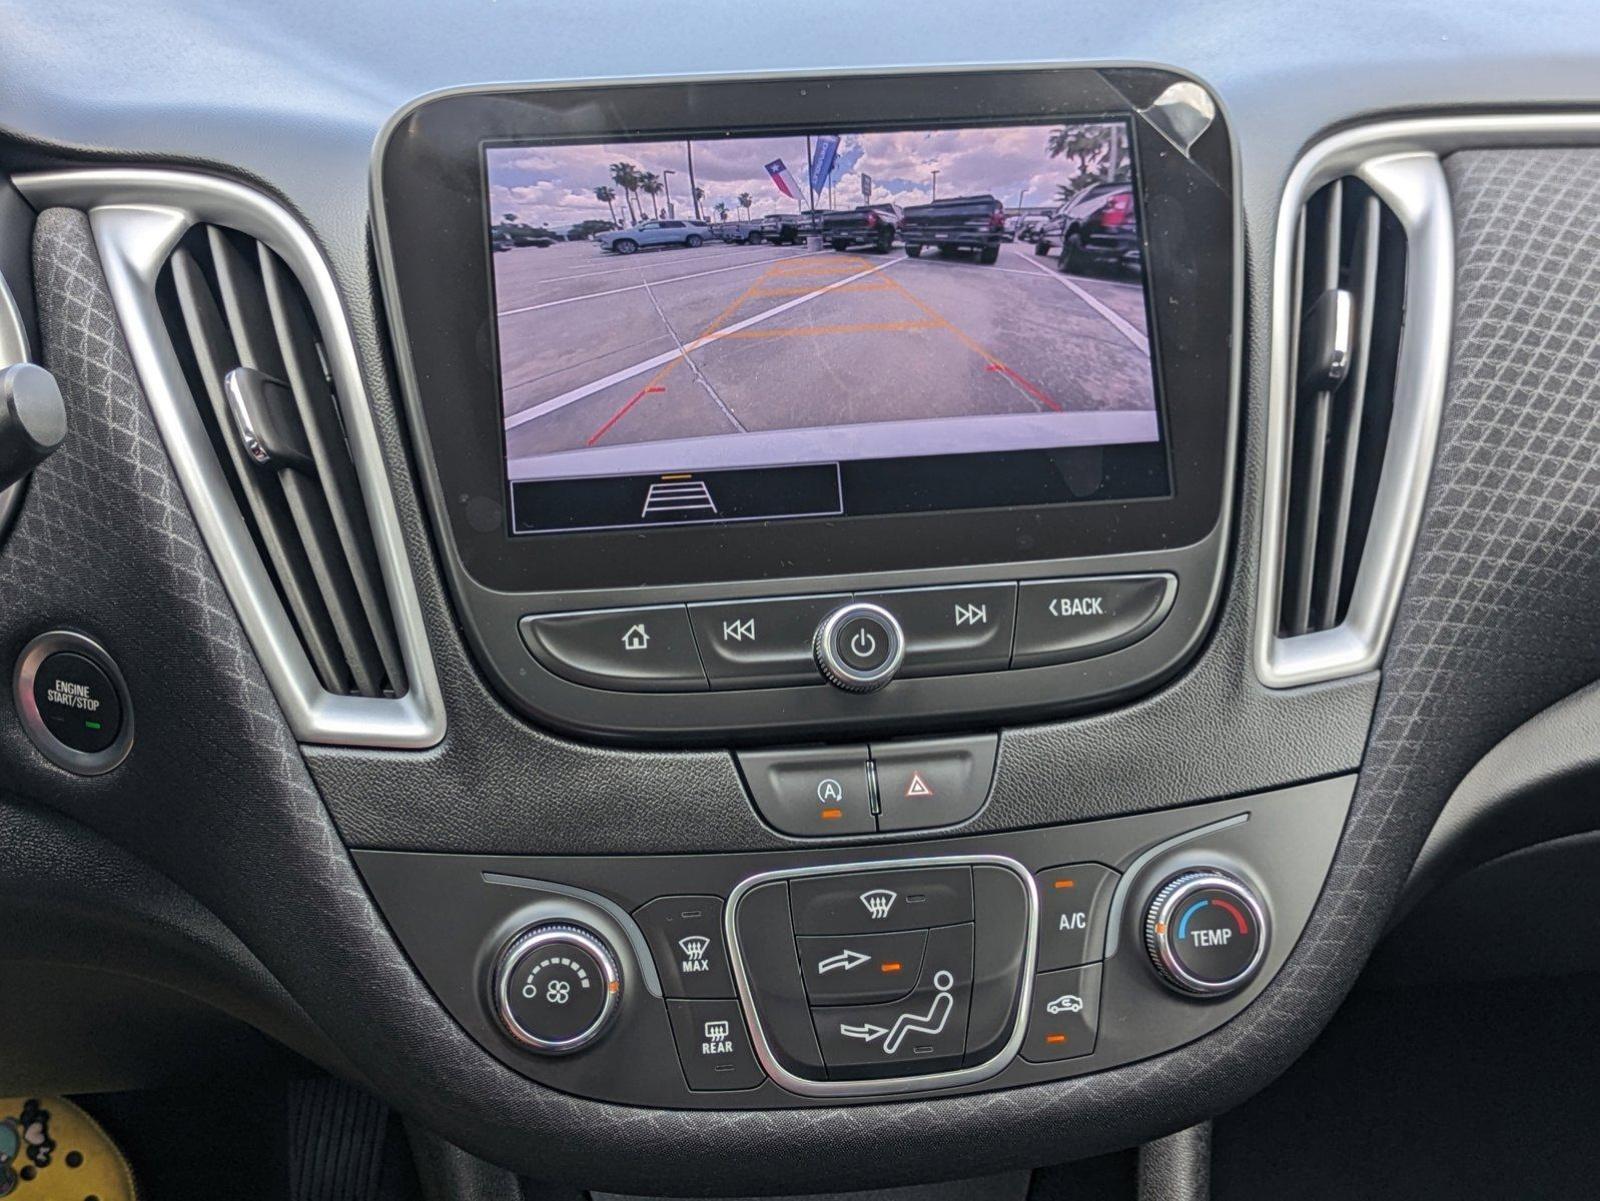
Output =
[{"x1": 764, "y1": 158, "x2": 801, "y2": 200}]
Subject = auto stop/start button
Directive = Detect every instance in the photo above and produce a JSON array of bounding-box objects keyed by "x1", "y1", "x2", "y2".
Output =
[{"x1": 33, "y1": 651, "x2": 122, "y2": 754}]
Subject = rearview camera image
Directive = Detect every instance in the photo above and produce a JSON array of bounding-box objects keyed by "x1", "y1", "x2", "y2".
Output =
[{"x1": 487, "y1": 120, "x2": 1162, "y2": 533}]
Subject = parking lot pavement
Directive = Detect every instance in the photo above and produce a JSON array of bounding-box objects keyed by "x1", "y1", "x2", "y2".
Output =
[{"x1": 497, "y1": 238, "x2": 1157, "y2": 462}]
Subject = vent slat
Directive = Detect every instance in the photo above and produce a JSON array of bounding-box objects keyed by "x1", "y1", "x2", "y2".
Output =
[
  {"x1": 169, "y1": 248, "x2": 354, "y2": 694},
  {"x1": 1316, "y1": 194, "x2": 1383, "y2": 629},
  {"x1": 1277, "y1": 178, "x2": 1405, "y2": 640},
  {"x1": 159, "y1": 224, "x2": 407, "y2": 701},
  {"x1": 259, "y1": 245, "x2": 408, "y2": 695}
]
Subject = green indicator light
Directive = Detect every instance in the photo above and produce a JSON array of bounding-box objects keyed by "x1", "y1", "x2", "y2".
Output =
[{"x1": 84, "y1": 720, "x2": 102, "y2": 730}]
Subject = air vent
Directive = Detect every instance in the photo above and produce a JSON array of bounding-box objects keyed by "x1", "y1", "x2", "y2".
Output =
[
  {"x1": 1277, "y1": 178, "x2": 1407, "y2": 637},
  {"x1": 156, "y1": 226, "x2": 407, "y2": 699},
  {"x1": 1257, "y1": 141, "x2": 1453, "y2": 688},
  {"x1": 13, "y1": 167, "x2": 443, "y2": 745}
]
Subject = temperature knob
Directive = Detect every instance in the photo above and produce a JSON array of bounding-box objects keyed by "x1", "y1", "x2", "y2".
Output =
[
  {"x1": 492, "y1": 923, "x2": 621, "y2": 1053},
  {"x1": 1143, "y1": 870, "x2": 1268, "y2": 997}
]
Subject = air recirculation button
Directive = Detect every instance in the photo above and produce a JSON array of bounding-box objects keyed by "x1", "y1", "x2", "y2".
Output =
[{"x1": 1143, "y1": 870, "x2": 1268, "y2": 997}]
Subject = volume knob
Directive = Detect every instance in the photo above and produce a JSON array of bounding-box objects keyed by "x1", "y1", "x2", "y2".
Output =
[
  {"x1": 813, "y1": 602, "x2": 905, "y2": 692},
  {"x1": 492, "y1": 923, "x2": 622, "y2": 1053},
  {"x1": 1143, "y1": 870, "x2": 1268, "y2": 997}
]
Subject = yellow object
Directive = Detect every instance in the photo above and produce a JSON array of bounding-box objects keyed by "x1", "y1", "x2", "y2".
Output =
[{"x1": 0, "y1": 1097, "x2": 135, "y2": 1200}]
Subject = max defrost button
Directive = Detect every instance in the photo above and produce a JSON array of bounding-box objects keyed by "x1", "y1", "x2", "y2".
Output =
[
  {"x1": 518, "y1": 605, "x2": 707, "y2": 691},
  {"x1": 737, "y1": 746, "x2": 875, "y2": 835},
  {"x1": 1013, "y1": 574, "x2": 1175, "y2": 668},
  {"x1": 634, "y1": 896, "x2": 734, "y2": 999},
  {"x1": 667, "y1": 999, "x2": 765, "y2": 1090},
  {"x1": 871, "y1": 734, "x2": 999, "y2": 832}
]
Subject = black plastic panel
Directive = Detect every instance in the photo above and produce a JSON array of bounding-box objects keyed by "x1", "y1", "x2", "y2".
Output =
[{"x1": 354, "y1": 775, "x2": 1351, "y2": 1108}]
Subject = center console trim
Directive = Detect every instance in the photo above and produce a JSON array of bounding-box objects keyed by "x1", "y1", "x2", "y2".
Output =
[{"x1": 725, "y1": 852, "x2": 1039, "y2": 1098}]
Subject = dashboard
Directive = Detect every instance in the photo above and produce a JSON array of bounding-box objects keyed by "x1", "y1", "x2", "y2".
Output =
[{"x1": 5, "y1": 4, "x2": 1600, "y2": 1198}]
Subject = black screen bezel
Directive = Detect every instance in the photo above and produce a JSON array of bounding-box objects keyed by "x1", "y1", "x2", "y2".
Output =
[{"x1": 375, "y1": 68, "x2": 1234, "y2": 595}]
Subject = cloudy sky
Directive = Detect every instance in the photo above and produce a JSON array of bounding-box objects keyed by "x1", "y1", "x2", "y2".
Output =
[{"x1": 486, "y1": 122, "x2": 1125, "y2": 231}]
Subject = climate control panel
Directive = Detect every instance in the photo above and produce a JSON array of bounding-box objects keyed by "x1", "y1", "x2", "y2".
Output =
[{"x1": 354, "y1": 774, "x2": 1351, "y2": 1109}]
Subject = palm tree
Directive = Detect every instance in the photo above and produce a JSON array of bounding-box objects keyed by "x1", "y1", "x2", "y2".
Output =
[
  {"x1": 638, "y1": 171, "x2": 663, "y2": 218},
  {"x1": 1046, "y1": 124, "x2": 1122, "y2": 198},
  {"x1": 692, "y1": 185, "x2": 706, "y2": 219},
  {"x1": 714, "y1": 201, "x2": 729, "y2": 222},
  {"x1": 737, "y1": 191, "x2": 753, "y2": 220},
  {"x1": 594, "y1": 185, "x2": 619, "y2": 227},
  {"x1": 609, "y1": 162, "x2": 641, "y2": 223}
]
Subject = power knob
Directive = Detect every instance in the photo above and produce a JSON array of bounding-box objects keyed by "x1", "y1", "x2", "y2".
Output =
[
  {"x1": 814, "y1": 602, "x2": 905, "y2": 692},
  {"x1": 1143, "y1": 870, "x2": 1268, "y2": 997},
  {"x1": 492, "y1": 923, "x2": 622, "y2": 1053}
]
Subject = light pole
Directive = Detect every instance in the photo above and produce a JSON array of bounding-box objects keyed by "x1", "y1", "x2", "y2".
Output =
[
  {"x1": 661, "y1": 169, "x2": 676, "y2": 219},
  {"x1": 930, "y1": 168, "x2": 939, "y2": 201}
]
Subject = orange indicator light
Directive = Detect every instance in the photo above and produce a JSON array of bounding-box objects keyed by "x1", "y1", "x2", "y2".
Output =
[
  {"x1": 1053, "y1": 879, "x2": 1076, "y2": 889},
  {"x1": 820, "y1": 808, "x2": 843, "y2": 820},
  {"x1": 880, "y1": 962, "x2": 902, "y2": 974},
  {"x1": 1045, "y1": 1034, "x2": 1067, "y2": 1044}
]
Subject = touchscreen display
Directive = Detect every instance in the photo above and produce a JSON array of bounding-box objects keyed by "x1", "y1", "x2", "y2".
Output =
[{"x1": 486, "y1": 119, "x2": 1166, "y2": 534}]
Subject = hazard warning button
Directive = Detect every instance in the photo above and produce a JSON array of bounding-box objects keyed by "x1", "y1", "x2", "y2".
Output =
[{"x1": 870, "y1": 734, "x2": 999, "y2": 833}]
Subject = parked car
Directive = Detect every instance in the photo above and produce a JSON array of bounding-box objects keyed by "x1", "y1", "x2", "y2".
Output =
[
  {"x1": 492, "y1": 222, "x2": 560, "y2": 248},
  {"x1": 820, "y1": 203, "x2": 903, "y2": 253},
  {"x1": 596, "y1": 219, "x2": 708, "y2": 254},
  {"x1": 1015, "y1": 214, "x2": 1048, "y2": 242},
  {"x1": 757, "y1": 213, "x2": 808, "y2": 244},
  {"x1": 1033, "y1": 181, "x2": 1140, "y2": 274},
  {"x1": 713, "y1": 219, "x2": 762, "y2": 243},
  {"x1": 900, "y1": 194, "x2": 1010, "y2": 264}
]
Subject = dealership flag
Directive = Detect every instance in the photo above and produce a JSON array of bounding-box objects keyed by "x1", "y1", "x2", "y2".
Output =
[
  {"x1": 810, "y1": 135, "x2": 840, "y2": 194},
  {"x1": 764, "y1": 158, "x2": 801, "y2": 200}
]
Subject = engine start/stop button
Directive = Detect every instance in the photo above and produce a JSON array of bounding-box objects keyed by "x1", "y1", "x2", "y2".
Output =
[{"x1": 14, "y1": 630, "x2": 133, "y2": 774}]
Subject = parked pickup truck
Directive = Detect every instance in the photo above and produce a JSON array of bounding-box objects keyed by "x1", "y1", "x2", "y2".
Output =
[
  {"x1": 758, "y1": 212, "x2": 825, "y2": 244},
  {"x1": 712, "y1": 220, "x2": 762, "y2": 243},
  {"x1": 900, "y1": 194, "x2": 1010, "y2": 264},
  {"x1": 820, "y1": 203, "x2": 902, "y2": 253}
]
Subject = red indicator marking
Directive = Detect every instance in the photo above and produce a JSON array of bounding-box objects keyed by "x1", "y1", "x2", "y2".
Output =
[
  {"x1": 587, "y1": 385, "x2": 666, "y2": 445},
  {"x1": 819, "y1": 808, "x2": 843, "y2": 820},
  {"x1": 985, "y1": 362, "x2": 1062, "y2": 411},
  {"x1": 1212, "y1": 897, "x2": 1250, "y2": 935}
]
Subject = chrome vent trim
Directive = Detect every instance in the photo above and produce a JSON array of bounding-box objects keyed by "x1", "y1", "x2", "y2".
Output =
[
  {"x1": 1258, "y1": 134, "x2": 1453, "y2": 688},
  {"x1": 13, "y1": 168, "x2": 444, "y2": 748}
]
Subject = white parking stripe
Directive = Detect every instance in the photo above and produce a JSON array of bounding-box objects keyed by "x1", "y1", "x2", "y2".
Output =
[
  {"x1": 1005, "y1": 247, "x2": 1149, "y2": 354},
  {"x1": 504, "y1": 257, "x2": 902, "y2": 431},
  {"x1": 498, "y1": 252, "x2": 828, "y2": 317}
]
